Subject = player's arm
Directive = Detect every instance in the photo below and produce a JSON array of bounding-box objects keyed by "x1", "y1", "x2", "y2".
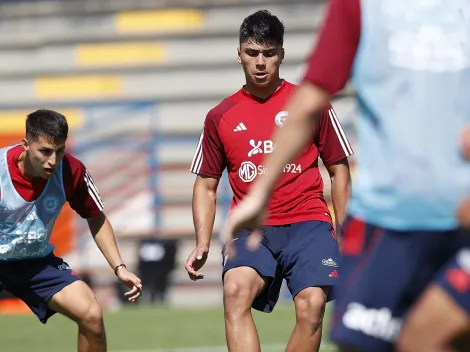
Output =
[
  {"x1": 186, "y1": 109, "x2": 227, "y2": 280},
  {"x1": 66, "y1": 158, "x2": 142, "y2": 301},
  {"x1": 71, "y1": 168, "x2": 125, "y2": 272},
  {"x1": 86, "y1": 212, "x2": 142, "y2": 301},
  {"x1": 186, "y1": 176, "x2": 220, "y2": 281},
  {"x1": 317, "y1": 106, "x2": 353, "y2": 236},
  {"x1": 325, "y1": 159, "x2": 351, "y2": 235},
  {"x1": 192, "y1": 175, "x2": 219, "y2": 249},
  {"x1": 86, "y1": 212, "x2": 125, "y2": 273}
]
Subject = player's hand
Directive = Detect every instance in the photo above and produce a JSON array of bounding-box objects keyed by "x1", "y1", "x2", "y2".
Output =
[
  {"x1": 458, "y1": 197, "x2": 470, "y2": 228},
  {"x1": 223, "y1": 194, "x2": 266, "y2": 257},
  {"x1": 185, "y1": 244, "x2": 209, "y2": 281},
  {"x1": 116, "y1": 267, "x2": 143, "y2": 302},
  {"x1": 460, "y1": 125, "x2": 470, "y2": 161}
]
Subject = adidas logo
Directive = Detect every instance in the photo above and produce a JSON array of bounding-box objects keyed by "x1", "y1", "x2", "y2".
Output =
[
  {"x1": 329, "y1": 269, "x2": 339, "y2": 278},
  {"x1": 26, "y1": 212, "x2": 38, "y2": 221},
  {"x1": 322, "y1": 258, "x2": 338, "y2": 267},
  {"x1": 233, "y1": 122, "x2": 247, "y2": 132}
]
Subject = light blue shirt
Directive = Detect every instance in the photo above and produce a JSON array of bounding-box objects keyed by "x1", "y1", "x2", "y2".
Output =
[
  {"x1": 0, "y1": 146, "x2": 66, "y2": 260},
  {"x1": 348, "y1": 0, "x2": 470, "y2": 230}
]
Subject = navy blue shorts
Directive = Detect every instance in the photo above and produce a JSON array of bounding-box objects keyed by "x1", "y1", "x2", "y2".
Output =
[
  {"x1": 222, "y1": 220, "x2": 340, "y2": 312},
  {"x1": 0, "y1": 253, "x2": 81, "y2": 324},
  {"x1": 330, "y1": 216, "x2": 470, "y2": 352}
]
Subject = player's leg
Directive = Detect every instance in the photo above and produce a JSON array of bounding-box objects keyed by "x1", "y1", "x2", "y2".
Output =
[
  {"x1": 328, "y1": 218, "x2": 451, "y2": 352},
  {"x1": 222, "y1": 229, "x2": 281, "y2": 352},
  {"x1": 397, "y1": 247, "x2": 470, "y2": 352},
  {"x1": 48, "y1": 280, "x2": 106, "y2": 352},
  {"x1": 289, "y1": 286, "x2": 329, "y2": 352},
  {"x1": 276, "y1": 221, "x2": 339, "y2": 352},
  {"x1": 223, "y1": 267, "x2": 268, "y2": 352},
  {"x1": 396, "y1": 285, "x2": 468, "y2": 352},
  {"x1": 0, "y1": 254, "x2": 101, "y2": 351}
]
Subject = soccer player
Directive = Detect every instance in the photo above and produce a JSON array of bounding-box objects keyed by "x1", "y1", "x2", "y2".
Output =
[
  {"x1": 224, "y1": 1, "x2": 470, "y2": 351},
  {"x1": 0, "y1": 109, "x2": 142, "y2": 351},
  {"x1": 185, "y1": 10, "x2": 352, "y2": 352}
]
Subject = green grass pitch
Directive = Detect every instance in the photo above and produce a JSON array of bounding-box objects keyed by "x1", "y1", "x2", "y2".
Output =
[{"x1": 0, "y1": 303, "x2": 338, "y2": 351}]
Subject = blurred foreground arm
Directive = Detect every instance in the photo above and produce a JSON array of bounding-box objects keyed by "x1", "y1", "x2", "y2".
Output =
[{"x1": 252, "y1": 83, "x2": 331, "y2": 204}]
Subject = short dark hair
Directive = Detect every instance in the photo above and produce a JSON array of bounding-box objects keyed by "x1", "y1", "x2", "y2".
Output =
[
  {"x1": 239, "y1": 10, "x2": 284, "y2": 47},
  {"x1": 26, "y1": 109, "x2": 68, "y2": 144}
]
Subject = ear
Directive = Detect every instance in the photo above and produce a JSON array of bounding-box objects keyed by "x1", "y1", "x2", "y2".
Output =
[
  {"x1": 237, "y1": 47, "x2": 242, "y2": 64},
  {"x1": 21, "y1": 138, "x2": 29, "y2": 151},
  {"x1": 280, "y1": 48, "x2": 285, "y2": 64}
]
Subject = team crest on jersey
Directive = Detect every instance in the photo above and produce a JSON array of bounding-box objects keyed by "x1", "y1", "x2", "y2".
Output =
[
  {"x1": 44, "y1": 196, "x2": 58, "y2": 213},
  {"x1": 275, "y1": 111, "x2": 288, "y2": 127}
]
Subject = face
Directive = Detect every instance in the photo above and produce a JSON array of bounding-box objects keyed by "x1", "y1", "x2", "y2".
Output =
[
  {"x1": 23, "y1": 135, "x2": 66, "y2": 179},
  {"x1": 238, "y1": 41, "x2": 284, "y2": 89}
]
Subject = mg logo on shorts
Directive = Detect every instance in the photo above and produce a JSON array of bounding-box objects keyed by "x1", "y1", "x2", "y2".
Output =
[{"x1": 239, "y1": 161, "x2": 257, "y2": 182}]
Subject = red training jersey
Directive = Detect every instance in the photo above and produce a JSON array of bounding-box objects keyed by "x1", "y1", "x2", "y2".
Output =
[
  {"x1": 190, "y1": 80, "x2": 353, "y2": 225},
  {"x1": 6, "y1": 145, "x2": 103, "y2": 218}
]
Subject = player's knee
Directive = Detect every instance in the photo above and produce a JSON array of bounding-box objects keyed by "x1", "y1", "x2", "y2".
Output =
[
  {"x1": 223, "y1": 279, "x2": 256, "y2": 313},
  {"x1": 294, "y1": 287, "x2": 327, "y2": 333},
  {"x1": 78, "y1": 300, "x2": 104, "y2": 336}
]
